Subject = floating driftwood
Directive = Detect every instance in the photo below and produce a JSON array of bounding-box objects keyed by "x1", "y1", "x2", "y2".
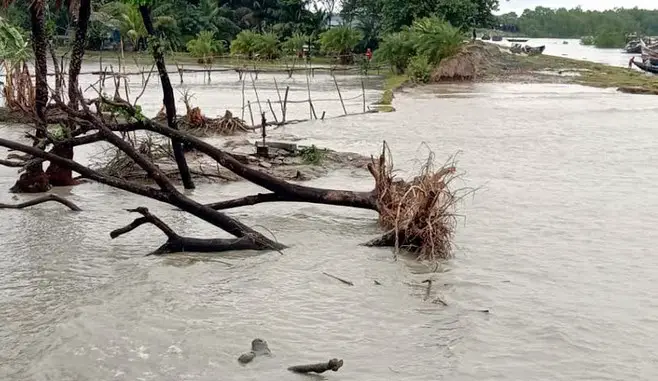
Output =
[{"x1": 288, "y1": 359, "x2": 344, "y2": 374}]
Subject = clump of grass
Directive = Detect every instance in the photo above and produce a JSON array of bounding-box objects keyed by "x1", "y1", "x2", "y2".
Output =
[
  {"x1": 378, "y1": 72, "x2": 409, "y2": 105},
  {"x1": 299, "y1": 145, "x2": 328, "y2": 165}
]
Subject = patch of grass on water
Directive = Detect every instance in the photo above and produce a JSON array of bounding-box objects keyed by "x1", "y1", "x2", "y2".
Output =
[
  {"x1": 378, "y1": 72, "x2": 409, "y2": 106},
  {"x1": 299, "y1": 145, "x2": 328, "y2": 165}
]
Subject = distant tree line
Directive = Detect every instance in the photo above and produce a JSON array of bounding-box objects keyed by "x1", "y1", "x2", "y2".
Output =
[{"x1": 495, "y1": 7, "x2": 658, "y2": 39}]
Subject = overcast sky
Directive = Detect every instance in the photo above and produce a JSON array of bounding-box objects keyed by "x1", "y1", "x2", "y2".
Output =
[{"x1": 495, "y1": 0, "x2": 658, "y2": 15}]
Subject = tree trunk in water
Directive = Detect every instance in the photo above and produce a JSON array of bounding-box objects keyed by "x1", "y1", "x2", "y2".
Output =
[
  {"x1": 139, "y1": 5, "x2": 195, "y2": 190},
  {"x1": 12, "y1": 0, "x2": 50, "y2": 193},
  {"x1": 46, "y1": 0, "x2": 91, "y2": 187}
]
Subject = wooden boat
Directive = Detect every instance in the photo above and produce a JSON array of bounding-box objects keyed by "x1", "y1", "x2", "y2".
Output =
[
  {"x1": 625, "y1": 40, "x2": 642, "y2": 54},
  {"x1": 525, "y1": 45, "x2": 545, "y2": 55},
  {"x1": 640, "y1": 39, "x2": 658, "y2": 60},
  {"x1": 509, "y1": 44, "x2": 545, "y2": 56},
  {"x1": 632, "y1": 59, "x2": 658, "y2": 74},
  {"x1": 507, "y1": 38, "x2": 528, "y2": 43}
]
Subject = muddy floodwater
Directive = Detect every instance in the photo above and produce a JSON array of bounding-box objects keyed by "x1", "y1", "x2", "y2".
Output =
[{"x1": 2, "y1": 65, "x2": 658, "y2": 380}]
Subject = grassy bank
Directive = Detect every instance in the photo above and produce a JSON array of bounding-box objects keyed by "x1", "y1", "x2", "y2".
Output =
[{"x1": 517, "y1": 54, "x2": 658, "y2": 93}]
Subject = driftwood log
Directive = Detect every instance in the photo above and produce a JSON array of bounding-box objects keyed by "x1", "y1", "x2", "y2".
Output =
[{"x1": 288, "y1": 359, "x2": 344, "y2": 374}]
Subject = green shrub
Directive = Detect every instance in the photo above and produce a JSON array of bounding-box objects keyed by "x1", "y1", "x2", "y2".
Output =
[
  {"x1": 409, "y1": 16, "x2": 464, "y2": 65},
  {"x1": 375, "y1": 31, "x2": 415, "y2": 74},
  {"x1": 406, "y1": 54, "x2": 431, "y2": 83},
  {"x1": 186, "y1": 30, "x2": 225, "y2": 63},
  {"x1": 230, "y1": 30, "x2": 280, "y2": 59},
  {"x1": 230, "y1": 30, "x2": 260, "y2": 58},
  {"x1": 254, "y1": 32, "x2": 280, "y2": 59},
  {"x1": 580, "y1": 35, "x2": 595, "y2": 45},
  {"x1": 594, "y1": 30, "x2": 626, "y2": 48},
  {"x1": 319, "y1": 26, "x2": 362, "y2": 64},
  {"x1": 281, "y1": 32, "x2": 309, "y2": 55},
  {"x1": 299, "y1": 145, "x2": 327, "y2": 165}
]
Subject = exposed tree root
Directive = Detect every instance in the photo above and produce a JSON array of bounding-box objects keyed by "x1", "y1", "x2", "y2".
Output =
[
  {"x1": 0, "y1": 194, "x2": 81, "y2": 211},
  {"x1": 110, "y1": 207, "x2": 283, "y2": 255},
  {"x1": 367, "y1": 143, "x2": 461, "y2": 261}
]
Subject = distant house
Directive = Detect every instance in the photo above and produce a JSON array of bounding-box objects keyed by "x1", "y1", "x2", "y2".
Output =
[{"x1": 326, "y1": 15, "x2": 358, "y2": 28}]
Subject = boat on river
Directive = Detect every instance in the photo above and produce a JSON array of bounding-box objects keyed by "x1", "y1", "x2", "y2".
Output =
[
  {"x1": 507, "y1": 38, "x2": 529, "y2": 43},
  {"x1": 640, "y1": 39, "x2": 658, "y2": 60},
  {"x1": 625, "y1": 40, "x2": 642, "y2": 54},
  {"x1": 509, "y1": 43, "x2": 545, "y2": 56},
  {"x1": 492, "y1": 35, "x2": 503, "y2": 41},
  {"x1": 631, "y1": 59, "x2": 658, "y2": 74}
]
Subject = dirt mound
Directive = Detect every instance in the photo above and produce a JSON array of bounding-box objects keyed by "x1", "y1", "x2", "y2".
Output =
[{"x1": 431, "y1": 41, "x2": 514, "y2": 82}]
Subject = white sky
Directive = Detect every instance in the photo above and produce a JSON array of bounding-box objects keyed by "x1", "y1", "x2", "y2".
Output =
[{"x1": 495, "y1": 0, "x2": 658, "y2": 15}]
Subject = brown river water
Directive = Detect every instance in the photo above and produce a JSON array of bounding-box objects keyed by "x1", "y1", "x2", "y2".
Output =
[{"x1": 1, "y1": 58, "x2": 658, "y2": 380}]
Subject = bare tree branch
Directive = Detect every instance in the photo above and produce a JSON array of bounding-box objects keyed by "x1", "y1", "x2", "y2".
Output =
[{"x1": 0, "y1": 194, "x2": 81, "y2": 211}]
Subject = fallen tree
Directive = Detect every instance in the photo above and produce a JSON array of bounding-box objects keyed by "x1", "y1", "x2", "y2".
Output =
[
  {"x1": 0, "y1": 5, "x2": 464, "y2": 259},
  {"x1": 0, "y1": 99, "x2": 463, "y2": 260}
]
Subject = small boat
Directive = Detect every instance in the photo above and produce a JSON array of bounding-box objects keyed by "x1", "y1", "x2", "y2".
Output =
[
  {"x1": 509, "y1": 44, "x2": 546, "y2": 56},
  {"x1": 632, "y1": 59, "x2": 658, "y2": 74},
  {"x1": 625, "y1": 40, "x2": 642, "y2": 54},
  {"x1": 507, "y1": 38, "x2": 529, "y2": 43},
  {"x1": 492, "y1": 35, "x2": 503, "y2": 41}
]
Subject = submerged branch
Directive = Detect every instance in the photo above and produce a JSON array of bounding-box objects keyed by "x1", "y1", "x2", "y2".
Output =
[
  {"x1": 110, "y1": 207, "x2": 282, "y2": 255},
  {"x1": 0, "y1": 194, "x2": 81, "y2": 211}
]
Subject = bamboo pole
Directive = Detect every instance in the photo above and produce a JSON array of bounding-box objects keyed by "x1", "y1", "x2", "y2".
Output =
[
  {"x1": 282, "y1": 86, "x2": 289, "y2": 123},
  {"x1": 247, "y1": 100, "x2": 255, "y2": 126},
  {"x1": 361, "y1": 79, "x2": 366, "y2": 113},
  {"x1": 273, "y1": 77, "x2": 284, "y2": 120},
  {"x1": 250, "y1": 73, "x2": 263, "y2": 117},
  {"x1": 267, "y1": 99, "x2": 279, "y2": 123},
  {"x1": 333, "y1": 75, "x2": 347, "y2": 115},
  {"x1": 241, "y1": 76, "x2": 246, "y2": 120}
]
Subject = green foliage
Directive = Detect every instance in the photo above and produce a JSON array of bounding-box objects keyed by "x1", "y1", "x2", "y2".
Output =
[
  {"x1": 593, "y1": 29, "x2": 626, "y2": 48},
  {"x1": 254, "y1": 32, "x2": 280, "y2": 59},
  {"x1": 319, "y1": 26, "x2": 362, "y2": 63},
  {"x1": 281, "y1": 32, "x2": 309, "y2": 55},
  {"x1": 406, "y1": 54, "x2": 431, "y2": 83},
  {"x1": 497, "y1": 7, "x2": 658, "y2": 39},
  {"x1": 580, "y1": 35, "x2": 595, "y2": 45},
  {"x1": 230, "y1": 30, "x2": 280, "y2": 59},
  {"x1": 374, "y1": 31, "x2": 415, "y2": 74},
  {"x1": 408, "y1": 17, "x2": 464, "y2": 65},
  {"x1": 0, "y1": 17, "x2": 30, "y2": 66},
  {"x1": 186, "y1": 31, "x2": 225, "y2": 62},
  {"x1": 299, "y1": 145, "x2": 327, "y2": 165},
  {"x1": 341, "y1": 0, "x2": 499, "y2": 37}
]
